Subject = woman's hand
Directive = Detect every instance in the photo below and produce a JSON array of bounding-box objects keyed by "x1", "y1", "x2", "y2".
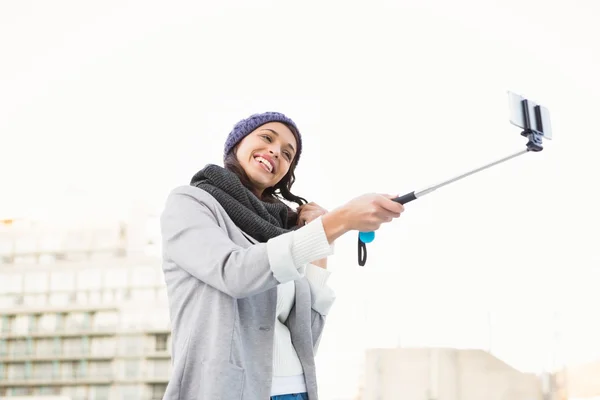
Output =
[
  {"x1": 321, "y1": 193, "x2": 405, "y2": 243},
  {"x1": 340, "y1": 193, "x2": 404, "y2": 231},
  {"x1": 297, "y1": 202, "x2": 328, "y2": 226}
]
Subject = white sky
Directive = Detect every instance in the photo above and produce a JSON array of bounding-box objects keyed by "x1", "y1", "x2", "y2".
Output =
[{"x1": 1, "y1": 0, "x2": 599, "y2": 398}]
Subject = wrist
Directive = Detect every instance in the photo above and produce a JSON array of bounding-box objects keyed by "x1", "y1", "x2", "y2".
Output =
[{"x1": 322, "y1": 207, "x2": 349, "y2": 243}]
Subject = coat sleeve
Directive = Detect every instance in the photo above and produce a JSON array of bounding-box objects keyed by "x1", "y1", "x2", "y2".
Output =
[
  {"x1": 305, "y1": 264, "x2": 336, "y2": 354},
  {"x1": 160, "y1": 187, "x2": 334, "y2": 299},
  {"x1": 305, "y1": 264, "x2": 336, "y2": 316}
]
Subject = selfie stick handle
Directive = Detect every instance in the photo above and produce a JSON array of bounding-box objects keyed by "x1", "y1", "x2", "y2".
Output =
[{"x1": 357, "y1": 147, "x2": 531, "y2": 266}]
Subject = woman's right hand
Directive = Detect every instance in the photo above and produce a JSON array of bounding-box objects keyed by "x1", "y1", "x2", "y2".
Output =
[
  {"x1": 321, "y1": 193, "x2": 405, "y2": 243},
  {"x1": 341, "y1": 193, "x2": 405, "y2": 231}
]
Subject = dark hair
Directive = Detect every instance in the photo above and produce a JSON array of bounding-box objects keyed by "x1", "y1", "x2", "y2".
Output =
[{"x1": 223, "y1": 123, "x2": 307, "y2": 225}]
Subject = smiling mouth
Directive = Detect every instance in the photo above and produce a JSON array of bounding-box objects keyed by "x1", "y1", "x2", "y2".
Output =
[{"x1": 254, "y1": 156, "x2": 274, "y2": 173}]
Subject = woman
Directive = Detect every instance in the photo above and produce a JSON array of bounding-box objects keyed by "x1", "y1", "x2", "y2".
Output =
[{"x1": 160, "y1": 112, "x2": 405, "y2": 400}]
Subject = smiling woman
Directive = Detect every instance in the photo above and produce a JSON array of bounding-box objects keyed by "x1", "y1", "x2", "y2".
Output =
[
  {"x1": 159, "y1": 111, "x2": 405, "y2": 400},
  {"x1": 222, "y1": 116, "x2": 307, "y2": 224}
]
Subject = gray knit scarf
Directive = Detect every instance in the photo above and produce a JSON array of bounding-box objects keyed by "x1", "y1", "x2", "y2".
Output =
[{"x1": 190, "y1": 164, "x2": 296, "y2": 242}]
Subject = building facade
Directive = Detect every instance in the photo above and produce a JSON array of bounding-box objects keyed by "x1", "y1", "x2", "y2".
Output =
[
  {"x1": 0, "y1": 214, "x2": 172, "y2": 400},
  {"x1": 358, "y1": 347, "x2": 545, "y2": 400}
]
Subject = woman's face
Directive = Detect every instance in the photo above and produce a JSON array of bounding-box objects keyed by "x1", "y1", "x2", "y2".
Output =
[{"x1": 235, "y1": 122, "x2": 298, "y2": 195}]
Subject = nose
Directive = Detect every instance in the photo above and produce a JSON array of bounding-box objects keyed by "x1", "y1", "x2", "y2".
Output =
[{"x1": 268, "y1": 149, "x2": 279, "y2": 158}]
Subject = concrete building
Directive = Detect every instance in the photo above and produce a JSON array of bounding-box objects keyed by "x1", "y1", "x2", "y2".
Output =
[
  {"x1": 555, "y1": 360, "x2": 600, "y2": 399},
  {"x1": 359, "y1": 348, "x2": 545, "y2": 400},
  {"x1": 0, "y1": 212, "x2": 171, "y2": 400}
]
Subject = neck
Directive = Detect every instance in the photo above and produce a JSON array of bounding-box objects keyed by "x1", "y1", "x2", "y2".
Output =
[{"x1": 252, "y1": 187, "x2": 264, "y2": 199}]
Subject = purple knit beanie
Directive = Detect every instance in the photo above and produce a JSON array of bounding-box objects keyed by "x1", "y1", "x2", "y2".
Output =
[{"x1": 223, "y1": 111, "x2": 302, "y2": 164}]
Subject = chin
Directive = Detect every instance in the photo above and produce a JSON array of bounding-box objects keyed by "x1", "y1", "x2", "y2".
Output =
[{"x1": 247, "y1": 175, "x2": 272, "y2": 190}]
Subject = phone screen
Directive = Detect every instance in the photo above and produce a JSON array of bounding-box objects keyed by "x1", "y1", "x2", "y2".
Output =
[{"x1": 507, "y1": 91, "x2": 552, "y2": 139}]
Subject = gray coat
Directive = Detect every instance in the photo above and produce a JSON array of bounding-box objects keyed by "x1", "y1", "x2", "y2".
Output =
[{"x1": 159, "y1": 185, "x2": 336, "y2": 400}]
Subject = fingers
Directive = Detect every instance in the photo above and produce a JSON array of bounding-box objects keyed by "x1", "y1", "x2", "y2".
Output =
[
  {"x1": 297, "y1": 208, "x2": 321, "y2": 226},
  {"x1": 297, "y1": 203, "x2": 312, "y2": 214},
  {"x1": 377, "y1": 195, "x2": 405, "y2": 214}
]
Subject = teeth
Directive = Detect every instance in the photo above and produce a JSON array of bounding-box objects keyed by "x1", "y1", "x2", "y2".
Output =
[{"x1": 255, "y1": 156, "x2": 273, "y2": 172}]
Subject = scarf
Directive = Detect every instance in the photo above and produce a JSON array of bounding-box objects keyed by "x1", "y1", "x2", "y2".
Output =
[{"x1": 190, "y1": 164, "x2": 297, "y2": 242}]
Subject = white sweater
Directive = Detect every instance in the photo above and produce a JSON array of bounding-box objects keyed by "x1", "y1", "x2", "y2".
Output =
[{"x1": 269, "y1": 217, "x2": 336, "y2": 396}]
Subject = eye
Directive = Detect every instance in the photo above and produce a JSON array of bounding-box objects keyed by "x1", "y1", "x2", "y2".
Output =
[
  {"x1": 261, "y1": 134, "x2": 272, "y2": 142},
  {"x1": 283, "y1": 151, "x2": 292, "y2": 161}
]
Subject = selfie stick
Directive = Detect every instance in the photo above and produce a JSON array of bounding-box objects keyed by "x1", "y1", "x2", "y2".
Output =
[{"x1": 357, "y1": 92, "x2": 552, "y2": 266}]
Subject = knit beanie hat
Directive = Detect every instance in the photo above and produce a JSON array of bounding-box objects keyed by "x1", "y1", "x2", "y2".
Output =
[{"x1": 223, "y1": 111, "x2": 302, "y2": 164}]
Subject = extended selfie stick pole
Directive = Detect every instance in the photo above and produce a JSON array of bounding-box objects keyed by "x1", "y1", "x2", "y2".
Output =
[{"x1": 357, "y1": 92, "x2": 552, "y2": 266}]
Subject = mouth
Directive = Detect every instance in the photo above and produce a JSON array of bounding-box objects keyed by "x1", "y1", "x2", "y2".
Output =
[{"x1": 254, "y1": 155, "x2": 276, "y2": 174}]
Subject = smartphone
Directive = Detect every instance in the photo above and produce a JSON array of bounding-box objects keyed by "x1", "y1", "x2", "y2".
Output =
[{"x1": 507, "y1": 91, "x2": 552, "y2": 140}]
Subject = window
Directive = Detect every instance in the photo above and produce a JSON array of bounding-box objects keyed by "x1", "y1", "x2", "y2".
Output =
[
  {"x1": 119, "y1": 384, "x2": 139, "y2": 400},
  {"x1": 63, "y1": 338, "x2": 83, "y2": 356},
  {"x1": 62, "y1": 361, "x2": 86, "y2": 380},
  {"x1": 88, "y1": 290, "x2": 102, "y2": 304},
  {"x1": 39, "y1": 254, "x2": 57, "y2": 264},
  {"x1": 120, "y1": 310, "x2": 144, "y2": 330},
  {"x1": 76, "y1": 360, "x2": 87, "y2": 378},
  {"x1": 0, "y1": 294, "x2": 13, "y2": 308},
  {"x1": 147, "y1": 308, "x2": 170, "y2": 329},
  {"x1": 155, "y1": 334, "x2": 168, "y2": 351},
  {"x1": 66, "y1": 312, "x2": 90, "y2": 330},
  {"x1": 39, "y1": 232, "x2": 62, "y2": 253},
  {"x1": 10, "y1": 387, "x2": 32, "y2": 396},
  {"x1": 0, "y1": 340, "x2": 7, "y2": 356},
  {"x1": 14, "y1": 235, "x2": 36, "y2": 254},
  {"x1": 120, "y1": 336, "x2": 141, "y2": 355},
  {"x1": 13, "y1": 294, "x2": 23, "y2": 305},
  {"x1": 23, "y1": 271, "x2": 48, "y2": 293},
  {"x1": 38, "y1": 386, "x2": 61, "y2": 395},
  {"x1": 63, "y1": 385, "x2": 88, "y2": 400},
  {"x1": 124, "y1": 359, "x2": 139, "y2": 379},
  {"x1": 0, "y1": 273, "x2": 22, "y2": 294},
  {"x1": 102, "y1": 289, "x2": 115, "y2": 304},
  {"x1": 152, "y1": 360, "x2": 170, "y2": 378},
  {"x1": 76, "y1": 291, "x2": 89, "y2": 305},
  {"x1": 52, "y1": 338, "x2": 62, "y2": 356},
  {"x1": 38, "y1": 314, "x2": 56, "y2": 333},
  {"x1": 14, "y1": 255, "x2": 36, "y2": 264},
  {"x1": 131, "y1": 288, "x2": 155, "y2": 303},
  {"x1": 23, "y1": 293, "x2": 46, "y2": 307},
  {"x1": 28, "y1": 314, "x2": 40, "y2": 333},
  {"x1": 90, "y1": 361, "x2": 112, "y2": 379},
  {"x1": 131, "y1": 265, "x2": 158, "y2": 286},
  {"x1": 36, "y1": 339, "x2": 55, "y2": 357},
  {"x1": 151, "y1": 384, "x2": 167, "y2": 400},
  {"x1": 104, "y1": 268, "x2": 128, "y2": 289},
  {"x1": 33, "y1": 362, "x2": 53, "y2": 379},
  {"x1": 77, "y1": 268, "x2": 102, "y2": 290},
  {"x1": 61, "y1": 361, "x2": 74, "y2": 379},
  {"x1": 49, "y1": 292, "x2": 69, "y2": 306},
  {"x1": 91, "y1": 337, "x2": 116, "y2": 356},
  {"x1": 1, "y1": 315, "x2": 13, "y2": 333},
  {"x1": 91, "y1": 385, "x2": 110, "y2": 400},
  {"x1": 24, "y1": 361, "x2": 32, "y2": 379},
  {"x1": 50, "y1": 270, "x2": 75, "y2": 291},
  {"x1": 12, "y1": 315, "x2": 28, "y2": 335},
  {"x1": 157, "y1": 286, "x2": 168, "y2": 303},
  {"x1": 93, "y1": 311, "x2": 118, "y2": 331},
  {"x1": 10, "y1": 339, "x2": 27, "y2": 357},
  {"x1": 56, "y1": 313, "x2": 66, "y2": 331},
  {"x1": 8, "y1": 363, "x2": 25, "y2": 380}
]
